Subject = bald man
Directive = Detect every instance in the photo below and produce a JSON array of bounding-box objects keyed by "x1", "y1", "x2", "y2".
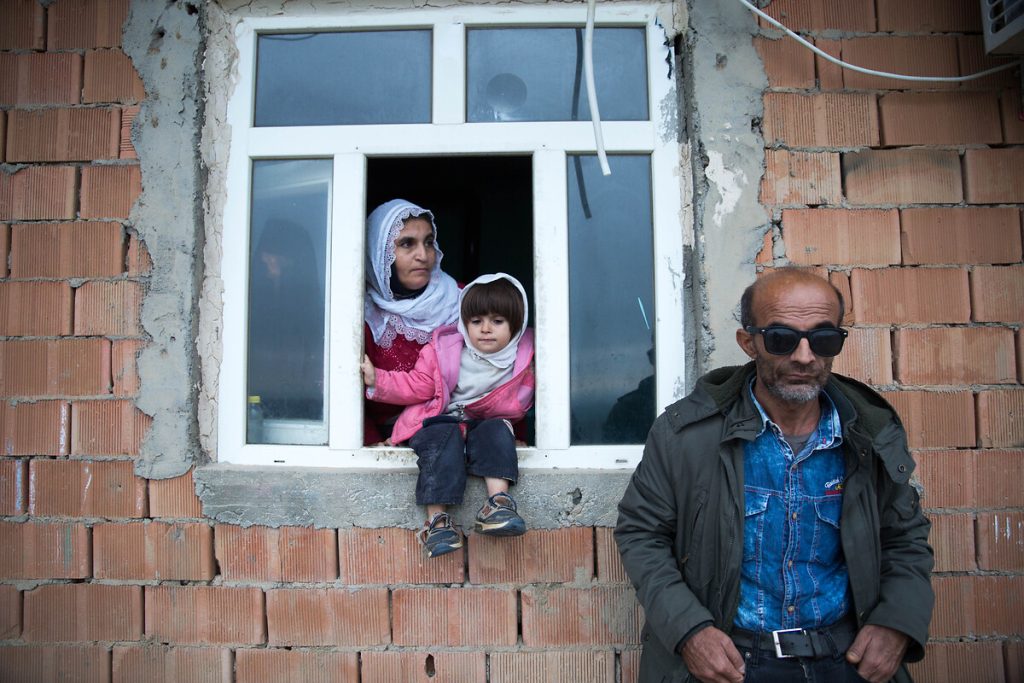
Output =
[{"x1": 616, "y1": 268, "x2": 933, "y2": 683}]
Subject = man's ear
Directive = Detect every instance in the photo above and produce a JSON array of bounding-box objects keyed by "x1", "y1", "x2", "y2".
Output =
[{"x1": 736, "y1": 328, "x2": 757, "y2": 359}]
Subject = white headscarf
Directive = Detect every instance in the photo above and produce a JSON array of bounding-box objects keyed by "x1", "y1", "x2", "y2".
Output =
[
  {"x1": 364, "y1": 199, "x2": 461, "y2": 347},
  {"x1": 456, "y1": 273, "x2": 529, "y2": 369}
]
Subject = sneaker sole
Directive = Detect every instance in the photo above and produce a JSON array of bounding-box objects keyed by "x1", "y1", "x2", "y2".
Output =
[
  {"x1": 425, "y1": 538, "x2": 463, "y2": 558},
  {"x1": 474, "y1": 518, "x2": 526, "y2": 536}
]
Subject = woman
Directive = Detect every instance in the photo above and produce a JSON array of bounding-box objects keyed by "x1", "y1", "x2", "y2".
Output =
[{"x1": 364, "y1": 199, "x2": 461, "y2": 445}]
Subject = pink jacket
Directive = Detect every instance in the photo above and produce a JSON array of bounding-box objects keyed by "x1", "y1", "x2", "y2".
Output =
[{"x1": 368, "y1": 324, "x2": 535, "y2": 444}]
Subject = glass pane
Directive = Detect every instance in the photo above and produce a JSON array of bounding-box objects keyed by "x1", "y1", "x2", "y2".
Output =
[
  {"x1": 255, "y1": 31, "x2": 431, "y2": 126},
  {"x1": 568, "y1": 155, "x2": 655, "y2": 445},
  {"x1": 467, "y1": 28, "x2": 648, "y2": 122},
  {"x1": 247, "y1": 159, "x2": 331, "y2": 445}
]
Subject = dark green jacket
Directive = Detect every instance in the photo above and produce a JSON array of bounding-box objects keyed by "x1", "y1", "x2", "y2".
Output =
[{"x1": 615, "y1": 364, "x2": 934, "y2": 683}]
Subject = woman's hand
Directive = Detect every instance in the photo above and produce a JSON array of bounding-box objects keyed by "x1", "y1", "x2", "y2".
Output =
[{"x1": 361, "y1": 354, "x2": 376, "y2": 387}]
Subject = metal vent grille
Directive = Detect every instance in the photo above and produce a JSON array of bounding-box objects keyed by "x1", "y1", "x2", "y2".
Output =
[{"x1": 984, "y1": 0, "x2": 1024, "y2": 54}]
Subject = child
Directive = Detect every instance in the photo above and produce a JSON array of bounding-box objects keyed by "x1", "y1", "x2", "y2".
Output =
[{"x1": 361, "y1": 273, "x2": 535, "y2": 558}]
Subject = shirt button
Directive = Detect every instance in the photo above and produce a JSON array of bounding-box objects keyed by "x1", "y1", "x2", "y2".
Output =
[
  {"x1": 791, "y1": 512, "x2": 798, "y2": 520},
  {"x1": 788, "y1": 560, "x2": 794, "y2": 568},
  {"x1": 787, "y1": 605, "x2": 795, "y2": 613}
]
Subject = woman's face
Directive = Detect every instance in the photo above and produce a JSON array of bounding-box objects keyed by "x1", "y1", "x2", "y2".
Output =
[{"x1": 392, "y1": 217, "x2": 437, "y2": 290}]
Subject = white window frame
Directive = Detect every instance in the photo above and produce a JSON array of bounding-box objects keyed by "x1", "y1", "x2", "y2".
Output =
[{"x1": 217, "y1": 3, "x2": 687, "y2": 469}]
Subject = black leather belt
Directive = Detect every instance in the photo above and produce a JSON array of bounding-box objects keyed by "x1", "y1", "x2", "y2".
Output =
[{"x1": 731, "y1": 617, "x2": 857, "y2": 659}]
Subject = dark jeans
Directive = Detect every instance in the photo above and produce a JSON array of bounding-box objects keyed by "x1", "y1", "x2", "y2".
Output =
[
  {"x1": 408, "y1": 416, "x2": 519, "y2": 505},
  {"x1": 737, "y1": 639, "x2": 868, "y2": 683}
]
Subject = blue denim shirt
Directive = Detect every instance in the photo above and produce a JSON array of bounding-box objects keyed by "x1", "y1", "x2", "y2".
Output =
[{"x1": 734, "y1": 380, "x2": 849, "y2": 632}]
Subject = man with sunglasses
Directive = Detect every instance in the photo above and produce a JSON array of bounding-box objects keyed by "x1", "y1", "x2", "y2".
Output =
[{"x1": 616, "y1": 268, "x2": 933, "y2": 683}]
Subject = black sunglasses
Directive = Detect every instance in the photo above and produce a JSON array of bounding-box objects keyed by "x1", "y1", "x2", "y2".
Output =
[{"x1": 745, "y1": 325, "x2": 848, "y2": 357}]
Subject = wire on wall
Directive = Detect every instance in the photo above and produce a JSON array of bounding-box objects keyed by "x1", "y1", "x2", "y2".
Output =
[{"x1": 585, "y1": 0, "x2": 612, "y2": 175}]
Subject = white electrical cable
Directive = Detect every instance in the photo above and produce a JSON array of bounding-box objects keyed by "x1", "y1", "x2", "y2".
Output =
[
  {"x1": 585, "y1": 0, "x2": 612, "y2": 175},
  {"x1": 738, "y1": 0, "x2": 1022, "y2": 83}
]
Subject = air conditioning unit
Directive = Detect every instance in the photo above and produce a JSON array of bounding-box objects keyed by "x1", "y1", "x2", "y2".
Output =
[{"x1": 983, "y1": 0, "x2": 1024, "y2": 54}]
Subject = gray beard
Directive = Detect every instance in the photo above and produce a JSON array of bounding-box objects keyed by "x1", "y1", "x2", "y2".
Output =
[{"x1": 765, "y1": 380, "x2": 823, "y2": 404}]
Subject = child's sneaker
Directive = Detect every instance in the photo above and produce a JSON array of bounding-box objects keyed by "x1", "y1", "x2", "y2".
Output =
[
  {"x1": 417, "y1": 512, "x2": 463, "y2": 558},
  {"x1": 474, "y1": 493, "x2": 526, "y2": 536}
]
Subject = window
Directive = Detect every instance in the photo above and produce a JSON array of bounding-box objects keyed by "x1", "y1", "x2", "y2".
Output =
[{"x1": 217, "y1": 4, "x2": 686, "y2": 468}]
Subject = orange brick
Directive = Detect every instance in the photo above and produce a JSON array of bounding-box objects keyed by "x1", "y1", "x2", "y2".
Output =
[
  {"x1": 47, "y1": 0, "x2": 130, "y2": 49},
  {"x1": 1019, "y1": 330, "x2": 1024, "y2": 384},
  {"x1": 840, "y1": 36, "x2": 959, "y2": 90},
  {"x1": 0, "y1": 282, "x2": 73, "y2": 335},
  {"x1": 469, "y1": 527, "x2": 593, "y2": 584},
  {"x1": 596, "y1": 526, "x2": 627, "y2": 583},
  {"x1": 0, "y1": 585, "x2": 20, "y2": 639},
  {"x1": 148, "y1": 471, "x2": 203, "y2": 518},
  {"x1": 236, "y1": 649, "x2": 358, "y2": 683},
  {"x1": 901, "y1": 207, "x2": 1022, "y2": 266},
  {"x1": 146, "y1": 586, "x2": 265, "y2": 646},
  {"x1": 972, "y1": 265, "x2": 1024, "y2": 323},
  {"x1": 1007, "y1": 641, "x2": 1024, "y2": 683},
  {"x1": 70, "y1": 399, "x2": 150, "y2": 456},
  {"x1": 216, "y1": 524, "x2": 337, "y2": 583},
  {"x1": 964, "y1": 148, "x2": 1024, "y2": 204},
  {"x1": 831, "y1": 327, "x2": 893, "y2": 386},
  {"x1": 0, "y1": 0, "x2": 44, "y2": 49},
  {"x1": 521, "y1": 586, "x2": 641, "y2": 646},
  {"x1": 850, "y1": 268, "x2": 970, "y2": 324},
  {"x1": 879, "y1": 92, "x2": 1002, "y2": 146},
  {"x1": 0, "y1": 460, "x2": 27, "y2": 515},
  {"x1": 0, "y1": 111, "x2": 6, "y2": 161},
  {"x1": 621, "y1": 649, "x2": 641, "y2": 683},
  {"x1": 813, "y1": 38, "x2": 843, "y2": 91},
  {"x1": 763, "y1": 93, "x2": 878, "y2": 148},
  {"x1": 0, "y1": 339, "x2": 111, "y2": 397},
  {"x1": 958, "y1": 35, "x2": 1020, "y2": 90},
  {"x1": 895, "y1": 327, "x2": 1016, "y2": 386},
  {"x1": 10, "y1": 222, "x2": 124, "y2": 278},
  {"x1": 0, "y1": 166, "x2": 77, "y2": 221},
  {"x1": 914, "y1": 450, "x2": 974, "y2": 509},
  {"x1": 393, "y1": 587, "x2": 515, "y2": 647},
  {"x1": 754, "y1": 36, "x2": 815, "y2": 89},
  {"x1": 113, "y1": 645, "x2": 232, "y2": 683},
  {"x1": 977, "y1": 389, "x2": 1024, "y2": 448},
  {"x1": 876, "y1": 0, "x2": 983, "y2": 32},
  {"x1": 973, "y1": 575, "x2": 1023, "y2": 634},
  {"x1": 760, "y1": 150, "x2": 841, "y2": 206},
  {"x1": 929, "y1": 513, "x2": 976, "y2": 572},
  {"x1": 844, "y1": 149, "x2": 963, "y2": 206},
  {"x1": 6, "y1": 108, "x2": 120, "y2": 162},
  {"x1": 80, "y1": 165, "x2": 141, "y2": 219},
  {"x1": 490, "y1": 651, "x2": 615, "y2": 683},
  {"x1": 74, "y1": 280, "x2": 143, "y2": 336},
  {"x1": 782, "y1": 209, "x2": 899, "y2": 266},
  {"x1": 94, "y1": 521, "x2": 215, "y2": 581},
  {"x1": 755, "y1": 229, "x2": 774, "y2": 265},
  {"x1": 120, "y1": 105, "x2": 138, "y2": 159},
  {"x1": 0, "y1": 645, "x2": 110, "y2": 683},
  {"x1": 0, "y1": 521, "x2": 90, "y2": 579},
  {"x1": 29, "y1": 458, "x2": 147, "y2": 518},
  {"x1": 266, "y1": 587, "x2": 388, "y2": 647},
  {"x1": 0, "y1": 53, "x2": 82, "y2": 106},
  {"x1": 110, "y1": 339, "x2": 143, "y2": 396},
  {"x1": 758, "y1": 0, "x2": 876, "y2": 31},
  {"x1": 0, "y1": 400, "x2": 71, "y2": 456},
  {"x1": 24, "y1": 583, "x2": 142, "y2": 641},
  {"x1": 829, "y1": 271, "x2": 855, "y2": 324},
  {"x1": 976, "y1": 511, "x2": 1024, "y2": 571},
  {"x1": 929, "y1": 575, "x2": 976, "y2": 638},
  {"x1": 83, "y1": 49, "x2": 145, "y2": 104},
  {"x1": 337, "y1": 527, "x2": 461, "y2": 584},
  {"x1": 126, "y1": 232, "x2": 151, "y2": 274},
  {"x1": 0, "y1": 223, "x2": 8, "y2": 277},
  {"x1": 881, "y1": 390, "x2": 975, "y2": 448},
  {"x1": 360, "y1": 652, "x2": 485, "y2": 683},
  {"x1": 1002, "y1": 90, "x2": 1024, "y2": 144},
  {"x1": 976, "y1": 450, "x2": 1024, "y2": 508}
]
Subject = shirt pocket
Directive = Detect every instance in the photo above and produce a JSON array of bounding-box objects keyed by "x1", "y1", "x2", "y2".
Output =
[
  {"x1": 742, "y1": 490, "x2": 770, "y2": 562},
  {"x1": 811, "y1": 497, "x2": 843, "y2": 565}
]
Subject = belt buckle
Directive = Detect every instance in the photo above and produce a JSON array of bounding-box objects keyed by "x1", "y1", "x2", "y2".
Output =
[{"x1": 772, "y1": 628, "x2": 804, "y2": 658}]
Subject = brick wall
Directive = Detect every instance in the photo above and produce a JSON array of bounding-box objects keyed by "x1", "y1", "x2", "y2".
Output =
[{"x1": 0, "y1": 0, "x2": 1021, "y2": 682}]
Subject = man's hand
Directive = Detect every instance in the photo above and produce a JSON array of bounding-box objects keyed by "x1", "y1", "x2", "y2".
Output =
[
  {"x1": 845, "y1": 624, "x2": 908, "y2": 683},
  {"x1": 680, "y1": 626, "x2": 745, "y2": 683}
]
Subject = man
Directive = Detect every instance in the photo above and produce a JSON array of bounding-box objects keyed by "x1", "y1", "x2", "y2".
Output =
[{"x1": 615, "y1": 268, "x2": 933, "y2": 683}]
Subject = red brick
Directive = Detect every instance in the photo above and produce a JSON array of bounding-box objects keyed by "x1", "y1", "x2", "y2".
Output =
[
  {"x1": 0, "y1": 460, "x2": 28, "y2": 515},
  {"x1": 0, "y1": 645, "x2": 110, "y2": 683},
  {"x1": 973, "y1": 575, "x2": 1024, "y2": 634},
  {"x1": 521, "y1": 586, "x2": 642, "y2": 646},
  {"x1": 266, "y1": 587, "x2": 388, "y2": 647},
  {"x1": 596, "y1": 526, "x2": 627, "y2": 583},
  {"x1": 976, "y1": 450, "x2": 1024, "y2": 507},
  {"x1": 6, "y1": 108, "x2": 120, "y2": 162},
  {"x1": 148, "y1": 471, "x2": 203, "y2": 518},
  {"x1": 0, "y1": 53, "x2": 82, "y2": 106},
  {"x1": 0, "y1": 585, "x2": 20, "y2": 639},
  {"x1": 760, "y1": 150, "x2": 841, "y2": 207},
  {"x1": 910, "y1": 642, "x2": 1005, "y2": 682},
  {"x1": 763, "y1": 92, "x2": 878, "y2": 148},
  {"x1": 972, "y1": 266, "x2": 1024, "y2": 323},
  {"x1": 782, "y1": 209, "x2": 899, "y2": 266},
  {"x1": 844, "y1": 149, "x2": 963, "y2": 206},
  {"x1": 621, "y1": 649, "x2": 641, "y2": 683},
  {"x1": 10, "y1": 221, "x2": 124, "y2": 278},
  {"x1": 24, "y1": 583, "x2": 142, "y2": 641},
  {"x1": 236, "y1": 649, "x2": 358, "y2": 683},
  {"x1": 0, "y1": 111, "x2": 6, "y2": 162},
  {"x1": 80, "y1": 165, "x2": 141, "y2": 219},
  {"x1": 1007, "y1": 641, "x2": 1024, "y2": 683},
  {"x1": 813, "y1": 38, "x2": 843, "y2": 91},
  {"x1": 337, "y1": 527, "x2": 460, "y2": 584},
  {"x1": 29, "y1": 458, "x2": 147, "y2": 518},
  {"x1": 914, "y1": 450, "x2": 974, "y2": 509},
  {"x1": 0, "y1": 400, "x2": 71, "y2": 456},
  {"x1": 0, "y1": 223, "x2": 8, "y2": 277},
  {"x1": 47, "y1": 0, "x2": 130, "y2": 49},
  {"x1": 831, "y1": 326, "x2": 893, "y2": 386},
  {"x1": 490, "y1": 651, "x2": 615, "y2": 683},
  {"x1": 84, "y1": 49, "x2": 145, "y2": 104},
  {"x1": 896, "y1": 327, "x2": 1016, "y2": 386},
  {"x1": 94, "y1": 521, "x2": 215, "y2": 581},
  {"x1": 360, "y1": 651, "x2": 485, "y2": 683},
  {"x1": 469, "y1": 527, "x2": 593, "y2": 584},
  {"x1": 929, "y1": 513, "x2": 977, "y2": 572},
  {"x1": 0, "y1": 0, "x2": 45, "y2": 50},
  {"x1": 964, "y1": 148, "x2": 1024, "y2": 204},
  {"x1": 0, "y1": 282, "x2": 73, "y2": 335},
  {"x1": 120, "y1": 105, "x2": 139, "y2": 159},
  {"x1": 74, "y1": 280, "x2": 143, "y2": 336},
  {"x1": 879, "y1": 92, "x2": 1002, "y2": 147},
  {"x1": 829, "y1": 271, "x2": 855, "y2": 325},
  {"x1": 113, "y1": 645, "x2": 232, "y2": 683},
  {"x1": 958, "y1": 35, "x2": 1021, "y2": 90},
  {"x1": 126, "y1": 232, "x2": 151, "y2": 274},
  {"x1": 112, "y1": 339, "x2": 143, "y2": 396},
  {"x1": 850, "y1": 268, "x2": 970, "y2": 324},
  {"x1": 0, "y1": 166, "x2": 77, "y2": 221},
  {"x1": 977, "y1": 511, "x2": 1024, "y2": 571},
  {"x1": 392, "y1": 587, "x2": 516, "y2": 647},
  {"x1": 70, "y1": 400, "x2": 150, "y2": 456},
  {"x1": 840, "y1": 36, "x2": 960, "y2": 90},
  {"x1": 881, "y1": 390, "x2": 975, "y2": 448},
  {"x1": 754, "y1": 36, "x2": 815, "y2": 89},
  {"x1": 876, "y1": 0, "x2": 983, "y2": 32},
  {"x1": 1019, "y1": 329, "x2": 1024, "y2": 384},
  {"x1": 758, "y1": 0, "x2": 875, "y2": 31},
  {"x1": 0, "y1": 339, "x2": 111, "y2": 397},
  {"x1": 1002, "y1": 90, "x2": 1024, "y2": 144},
  {"x1": 146, "y1": 586, "x2": 265, "y2": 645},
  {"x1": 901, "y1": 208, "x2": 1022, "y2": 266},
  {"x1": 977, "y1": 389, "x2": 1024, "y2": 448},
  {"x1": 755, "y1": 229, "x2": 774, "y2": 265},
  {"x1": 0, "y1": 521, "x2": 90, "y2": 579},
  {"x1": 216, "y1": 524, "x2": 337, "y2": 583},
  {"x1": 929, "y1": 575, "x2": 976, "y2": 638}
]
